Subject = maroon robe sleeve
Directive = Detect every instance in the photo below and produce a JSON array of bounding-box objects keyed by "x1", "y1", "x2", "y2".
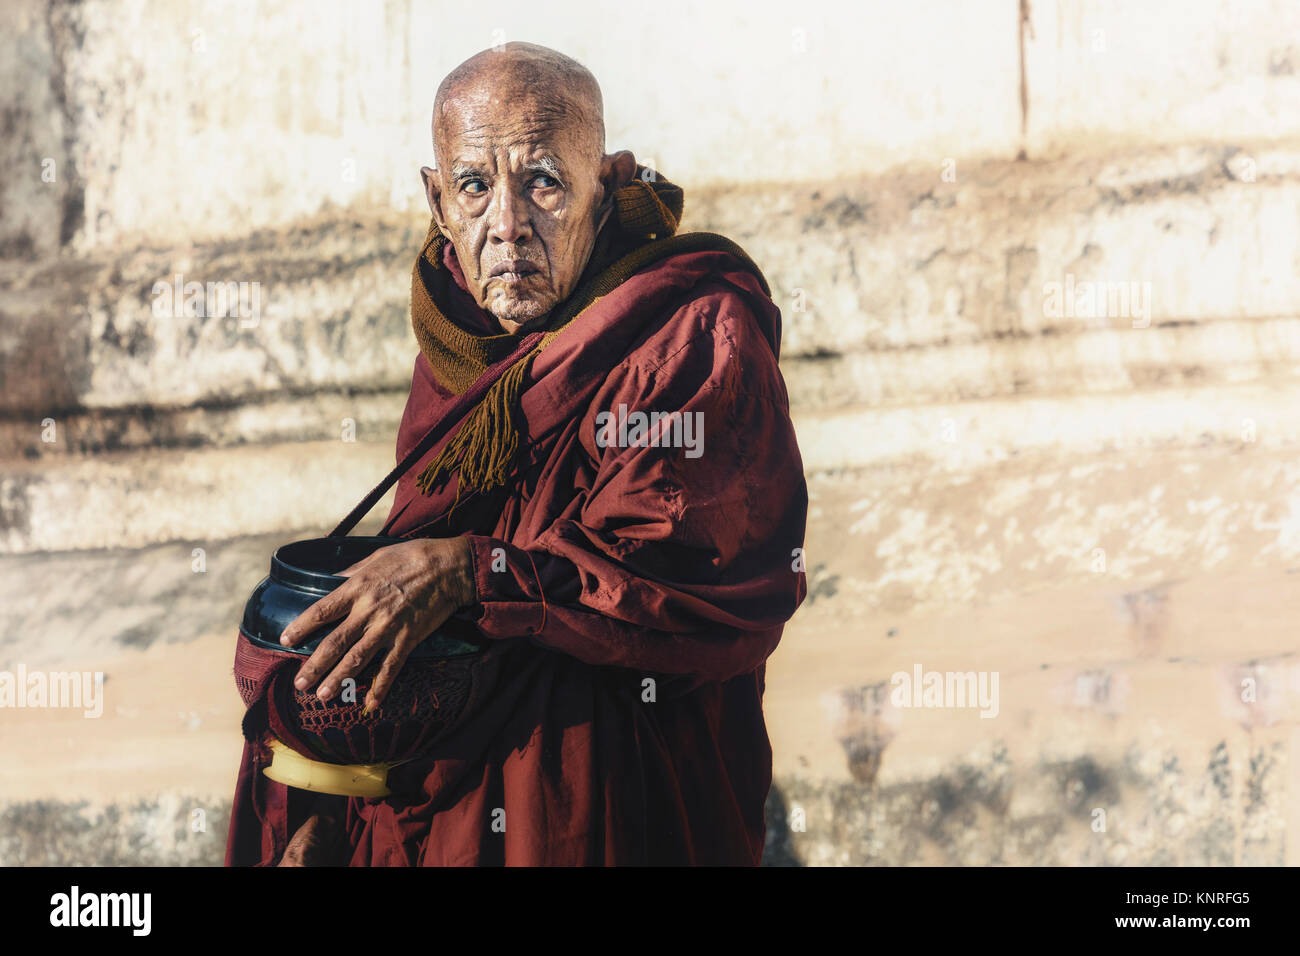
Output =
[{"x1": 463, "y1": 282, "x2": 807, "y2": 680}]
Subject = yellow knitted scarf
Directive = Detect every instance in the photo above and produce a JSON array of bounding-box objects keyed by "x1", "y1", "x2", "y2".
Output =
[{"x1": 409, "y1": 169, "x2": 768, "y2": 502}]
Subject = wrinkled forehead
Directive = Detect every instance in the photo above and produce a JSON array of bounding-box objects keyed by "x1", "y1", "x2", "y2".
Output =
[{"x1": 435, "y1": 82, "x2": 599, "y2": 164}]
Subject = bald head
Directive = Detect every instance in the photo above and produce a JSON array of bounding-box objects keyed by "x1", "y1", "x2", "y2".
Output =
[
  {"x1": 419, "y1": 42, "x2": 637, "y2": 335},
  {"x1": 432, "y1": 42, "x2": 605, "y2": 166}
]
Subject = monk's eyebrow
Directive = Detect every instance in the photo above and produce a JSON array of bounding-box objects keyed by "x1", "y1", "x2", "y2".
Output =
[
  {"x1": 523, "y1": 156, "x2": 566, "y2": 185},
  {"x1": 449, "y1": 161, "x2": 487, "y2": 182},
  {"x1": 447, "y1": 156, "x2": 566, "y2": 185}
]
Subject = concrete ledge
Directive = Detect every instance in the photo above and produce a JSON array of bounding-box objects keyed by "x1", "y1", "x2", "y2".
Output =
[
  {"x1": 9, "y1": 315, "x2": 1300, "y2": 461},
  {"x1": 0, "y1": 390, "x2": 408, "y2": 459},
  {"x1": 4, "y1": 145, "x2": 1300, "y2": 433},
  {"x1": 0, "y1": 440, "x2": 396, "y2": 554},
  {"x1": 7, "y1": 379, "x2": 1300, "y2": 555}
]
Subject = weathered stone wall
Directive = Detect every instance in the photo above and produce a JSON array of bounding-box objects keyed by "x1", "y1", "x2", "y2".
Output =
[{"x1": 6, "y1": 0, "x2": 1299, "y2": 256}]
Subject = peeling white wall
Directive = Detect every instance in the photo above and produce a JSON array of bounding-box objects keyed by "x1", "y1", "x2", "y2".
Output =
[{"x1": 5, "y1": 0, "x2": 1299, "y2": 254}]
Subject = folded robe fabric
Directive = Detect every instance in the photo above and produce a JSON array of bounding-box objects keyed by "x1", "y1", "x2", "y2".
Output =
[{"x1": 224, "y1": 171, "x2": 808, "y2": 866}]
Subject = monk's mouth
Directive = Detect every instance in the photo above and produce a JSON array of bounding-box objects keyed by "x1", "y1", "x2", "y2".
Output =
[{"x1": 489, "y1": 260, "x2": 541, "y2": 283}]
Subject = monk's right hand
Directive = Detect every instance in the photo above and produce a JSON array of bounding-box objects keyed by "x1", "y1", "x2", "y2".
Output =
[{"x1": 278, "y1": 536, "x2": 475, "y2": 710}]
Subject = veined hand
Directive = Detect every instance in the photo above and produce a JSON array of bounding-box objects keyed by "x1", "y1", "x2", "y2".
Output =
[{"x1": 279, "y1": 536, "x2": 475, "y2": 710}]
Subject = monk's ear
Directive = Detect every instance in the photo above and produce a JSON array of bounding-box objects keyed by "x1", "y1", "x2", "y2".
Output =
[
  {"x1": 598, "y1": 150, "x2": 638, "y2": 209},
  {"x1": 420, "y1": 166, "x2": 450, "y2": 237}
]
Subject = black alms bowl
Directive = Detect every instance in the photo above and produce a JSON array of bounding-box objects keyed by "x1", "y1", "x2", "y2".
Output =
[{"x1": 239, "y1": 536, "x2": 482, "y2": 659}]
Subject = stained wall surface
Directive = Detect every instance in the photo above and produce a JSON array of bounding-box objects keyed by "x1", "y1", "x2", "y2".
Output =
[{"x1": 2, "y1": 0, "x2": 1300, "y2": 865}]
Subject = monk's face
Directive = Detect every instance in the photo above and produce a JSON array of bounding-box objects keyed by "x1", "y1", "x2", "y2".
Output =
[{"x1": 423, "y1": 86, "x2": 620, "y2": 333}]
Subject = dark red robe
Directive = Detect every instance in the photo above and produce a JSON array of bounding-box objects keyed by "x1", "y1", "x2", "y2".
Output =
[{"x1": 226, "y1": 239, "x2": 807, "y2": 865}]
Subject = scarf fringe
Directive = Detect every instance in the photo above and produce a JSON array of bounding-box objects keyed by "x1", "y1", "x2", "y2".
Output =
[{"x1": 415, "y1": 346, "x2": 538, "y2": 505}]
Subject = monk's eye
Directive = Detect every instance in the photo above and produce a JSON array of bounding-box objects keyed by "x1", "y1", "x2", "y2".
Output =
[
  {"x1": 531, "y1": 174, "x2": 560, "y2": 190},
  {"x1": 461, "y1": 179, "x2": 488, "y2": 195}
]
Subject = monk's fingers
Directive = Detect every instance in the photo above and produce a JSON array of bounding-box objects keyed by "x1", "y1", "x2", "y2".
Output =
[
  {"x1": 365, "y1": 630, "x2": 419, "y2": 710},
  {"x1": 294, "y1": 615, "x2": 368, "y2": 695},
  {"x1": 281, "y1": 588, "x2": 354, "y2": 647},
  {"x1": 320, "y1": 630, "x2": 390, "y2": 704},
  {"x1": 337, "y1": 543, "x2": 395, "y2": 578},
  {"x1": 336, "y1": 556, "x2": 372, "y2": 577}
]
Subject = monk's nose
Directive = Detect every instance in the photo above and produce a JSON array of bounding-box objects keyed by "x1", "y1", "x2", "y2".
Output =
[{"x1": 487, "y1": 187, "x2": 533, "y2": 245}]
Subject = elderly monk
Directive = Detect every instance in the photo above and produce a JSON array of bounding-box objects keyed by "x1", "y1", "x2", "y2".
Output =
[{"x1": 225, "y1": 41, "x2": 807, "y2": 866}]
